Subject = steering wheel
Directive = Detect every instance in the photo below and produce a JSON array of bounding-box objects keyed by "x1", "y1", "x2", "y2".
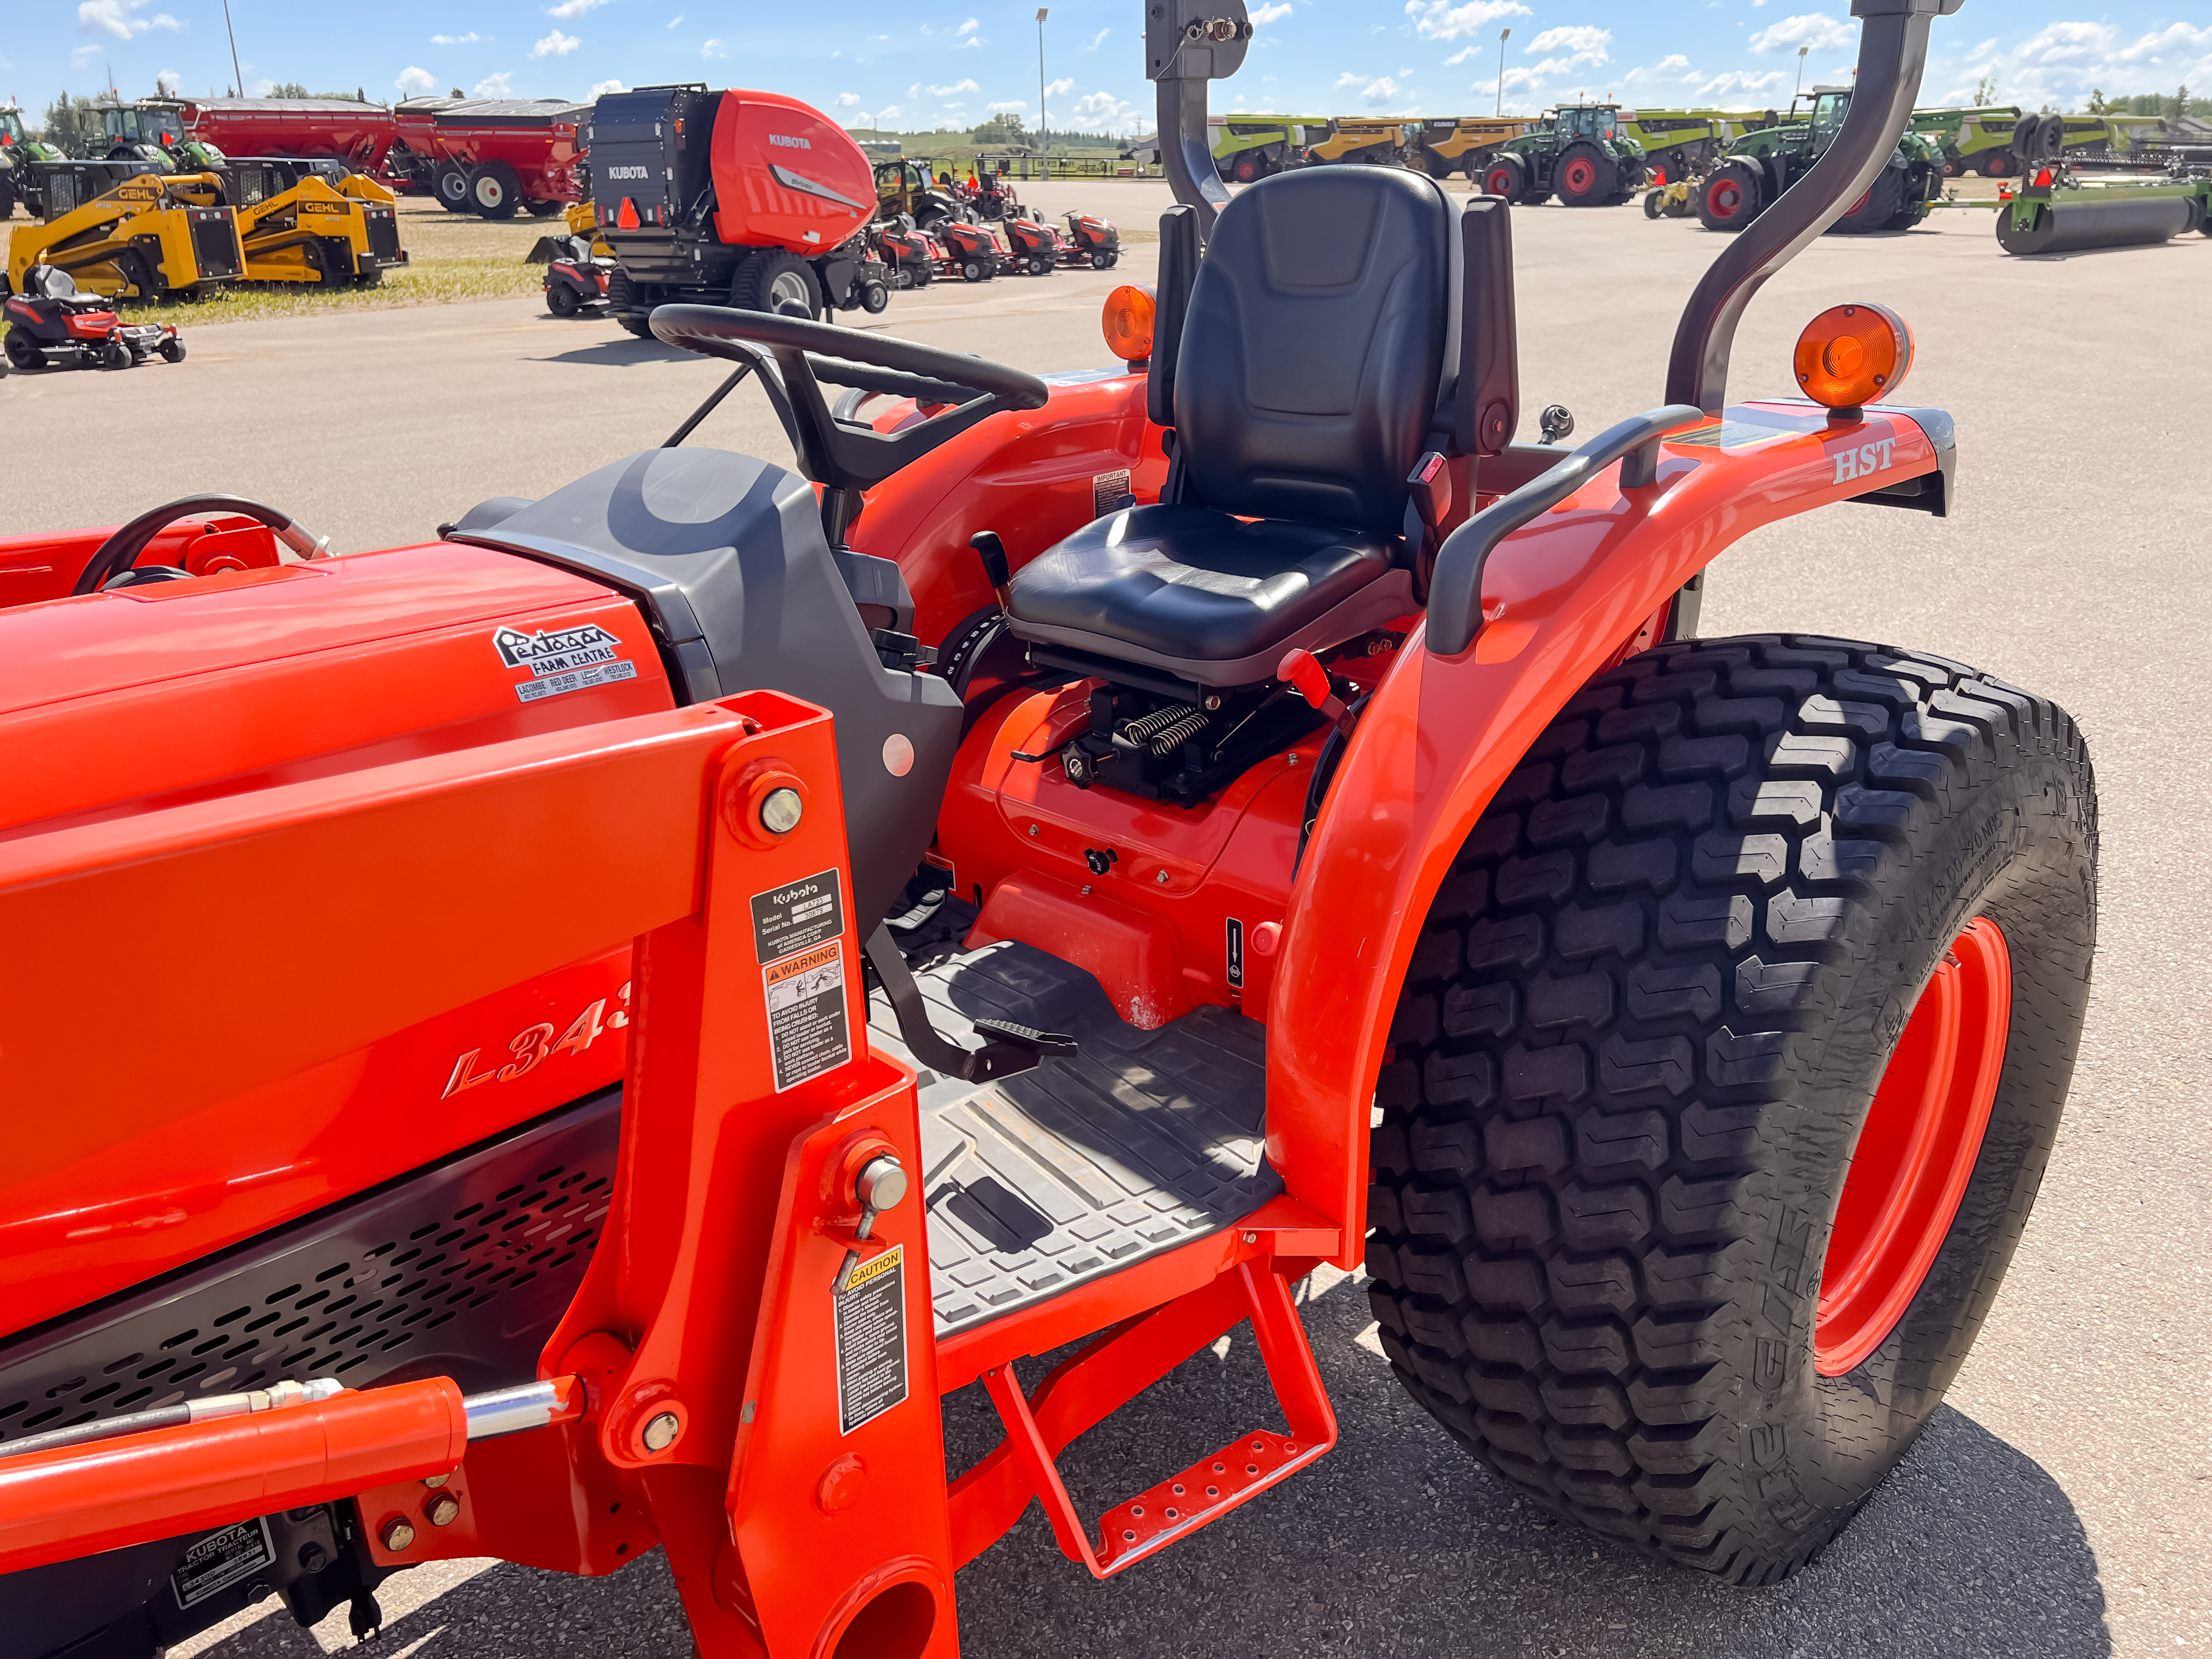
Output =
[
  {"x1": 74, "y1": 493, "x2": 324, "y2": 596},
  {"x1": 648, "y1": 305, "x2": 1048, "y2": 496}
]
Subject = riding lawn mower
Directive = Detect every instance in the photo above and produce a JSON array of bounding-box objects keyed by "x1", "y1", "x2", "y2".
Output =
[
  {"x1": 2, "y1": 263, "x2": 185, "y2": 371},
  {"x1": 0, "y1": 3, "x2": 2095, "y2": 1656}
]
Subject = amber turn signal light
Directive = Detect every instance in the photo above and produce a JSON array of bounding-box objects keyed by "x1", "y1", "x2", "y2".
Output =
[
  {"x1": 1794, "y1": 302, "x2": 1913, "y2": 410},
  {"x1": 1102, "y1": 284, "x2": 1156, "y2": 364}
]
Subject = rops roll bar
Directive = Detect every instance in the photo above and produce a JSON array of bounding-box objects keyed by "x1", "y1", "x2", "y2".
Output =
[
  {"x1": 1665, "y1": 0, "x2": 1966, "y2": 414},
  {"x1": 1146, "y1": 0, "x2": 1252, "y2": 238}
]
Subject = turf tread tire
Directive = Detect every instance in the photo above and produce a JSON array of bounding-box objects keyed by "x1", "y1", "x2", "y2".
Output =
[{"x1": 1367, "y1": 634, "x2": 2097, "y2": 1585}]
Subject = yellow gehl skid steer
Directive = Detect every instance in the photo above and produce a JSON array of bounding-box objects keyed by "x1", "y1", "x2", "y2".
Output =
[
  {"x1": 213, "y1": 159, "x2": 410, "y2": 286},
  {"x1": 3, "y1": 163, "x2": 242, "y2": 302}
]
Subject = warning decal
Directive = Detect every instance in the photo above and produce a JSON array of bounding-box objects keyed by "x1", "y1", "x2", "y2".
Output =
[
  {"x1": 835, "y1": 1242, "x2": 909, "y2": 1434},
  {"x1": 171, "y1": 1517, "x2": 275, "y2": 1609},
  {"x1": 764, "y1": 939, "x2": 850, "y2": 1091},
  {"x1": 751, "y1": 870, "x2": 845, "y2": 964}
]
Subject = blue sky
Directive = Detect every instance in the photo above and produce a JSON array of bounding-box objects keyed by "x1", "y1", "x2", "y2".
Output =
[{"x1": 14, "y1": 4, "x2": 2212, "y2": 129}]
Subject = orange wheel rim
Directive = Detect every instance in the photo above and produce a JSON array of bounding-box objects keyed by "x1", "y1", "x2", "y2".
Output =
[{"x1": 1815, "y1": 918, "x2": 2011, "y2": 1375}]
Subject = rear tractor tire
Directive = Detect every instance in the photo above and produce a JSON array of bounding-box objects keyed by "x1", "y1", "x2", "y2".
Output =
[
  {"x1": 1555, "y1": 142, "x2": 1618, "y2": 207},
  {"x1": 1697, "y1": 162, "x2": 1762, "y2": 232},
  {"x1": 1367, "y1": 635, "x2": 2097, "y2": 1585},
  {"x1": 1832, "y1": 165, "x2": 1906, "y2": 235}
]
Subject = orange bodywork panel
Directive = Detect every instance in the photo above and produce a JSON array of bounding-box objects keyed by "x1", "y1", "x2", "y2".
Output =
[
  {"x1": 1267, "y1": 402, "x2": 1945, "y2": 1260},
  {"x1": 0, "y1": 543, "x2": 676, "y2": 1331}
]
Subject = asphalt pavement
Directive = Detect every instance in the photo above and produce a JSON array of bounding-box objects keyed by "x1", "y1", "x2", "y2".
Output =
[{"x1": 10, "y1": 181, "x2": 2208, "y2": 1658}]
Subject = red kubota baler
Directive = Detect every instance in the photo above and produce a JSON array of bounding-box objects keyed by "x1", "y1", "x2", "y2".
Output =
[
  {"x1": 0, "y1": 1, "x2": 2090, "y2": 1655},
  {"x1": 590, "y1": 86, "x2": 895, "y2": 327}
]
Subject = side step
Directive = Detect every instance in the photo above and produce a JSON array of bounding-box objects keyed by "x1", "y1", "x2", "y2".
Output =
[{"x1": 959, "y1": 1261, "x2": 1336, "y2": 1577}]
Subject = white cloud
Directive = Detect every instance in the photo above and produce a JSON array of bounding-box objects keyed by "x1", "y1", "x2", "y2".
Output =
[
  {"x1": 546, "y1": 0, "x2": 607, "y2": 15},
  {"x1": 1928, "y1": 19, "x2": 2212, "y2": 108},
  {"x1": 1653, "y1": 53, "x2": 1689, "y2": 72},
  {"x1": 987, "y1": 99, "x2": 1026, "y2": 112},
  {"x1": 958, "y1": 35, "x2": 982, "y2": 50},
  {"x1": 928, "y1": 77, "x2": 980, "y2": 96},
  {"x1": 956, "y1": 16, "x2": 978, "y2": 35},
  {"x1": 702, "y1": 37, "x2": 726, "y2": 58},
  {"x1": 1403, "y1": 0, "x2": 1527, "y2": 44},
  {"x1": 532, "y1": 29, "x2": 580, "y2": 57},
  {"x1": 1696, "y1": 69, "x2": 1786, "y2": 98},
  {"x1": 1748, "y1": 13, "x2": 1852, "y2": 54},
  {"x1": 878, "y1": 104, "x2": 900, "y2": 118},
  {"x1": 836, "y1": 92, "x2": 860, "y2": 106},
  {"x1": 473, "y1": 72, "x2": 514, "y2": 97},
  {"x1": 396, "y1": 65, "x2": 439, "y2": 95},
  {"x1": 1086, "y1": 26, "x2": 1110, "y2": 49},
  {"x1": 1045, "y1": 76, "x2": 1074, "y2": 97},
  {"x1": 1066, "y1": 89, "x2": 1135, "y2": 129},
  {"x1": 667, "y1": 13, "x2": 684, "y2": 25},
  {"x1": 1250, "y1": 2, "x2": 1291, "y2": 24},
  {"x1": 71, "y1": 43, "x2": 100, "y2": 66},
  {"x1": 591, "y1": 78, "x2": 627, "y2": 97},
  {"x1": 78, "y1": 0, "x2": 180, "y2": 42},
  {"x1": 431, "y1": 31, "x2": 484, "y2": 45},
  {"x1": 1526, "y1": 25, "x2": 1610, "y2": 65},
  {"x1": 1360, "y1": 75, "x2": 1403, "y2": 103}
]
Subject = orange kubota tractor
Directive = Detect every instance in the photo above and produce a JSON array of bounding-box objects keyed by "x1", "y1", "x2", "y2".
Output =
[{"x1": 1, "y1": 1, "x2": 2090, "y2": 1653}]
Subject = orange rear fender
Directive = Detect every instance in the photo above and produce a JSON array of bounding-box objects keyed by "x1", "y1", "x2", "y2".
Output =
[{"x1": 1265, "y1": 402, "x2": 1947, "y2": 1262}]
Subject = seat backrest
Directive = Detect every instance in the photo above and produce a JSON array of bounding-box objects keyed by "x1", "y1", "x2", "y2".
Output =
[
  {"x1": 30, "y1": 266, "x2": 77, "y2": 300},
  {"x1": 1173, "y1": 168, "x2": 1453, "y2": 535}
]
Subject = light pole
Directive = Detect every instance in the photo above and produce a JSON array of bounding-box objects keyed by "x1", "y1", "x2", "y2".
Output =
[
  {"x1": 1496, "y1": 27, "x2": 1511, "y2": 118},
  {"x1": 1036, "y1": 8, "x2": 1050, "y2": 182},
  {"x1": 221, "y1": 0, "x2": 244, "y2": 101},
  {"x1": 1795, "y1": 44, "x2": 1809, "y2": 102}
]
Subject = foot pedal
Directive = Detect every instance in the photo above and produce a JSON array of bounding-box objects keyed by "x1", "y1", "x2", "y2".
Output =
[
  {"x1": 864, "y1": 924, "x2": 1075, "y2": 1082},
  {"x1": 975, "y1": 1261, "x2": 1336, "y2": 1578}
]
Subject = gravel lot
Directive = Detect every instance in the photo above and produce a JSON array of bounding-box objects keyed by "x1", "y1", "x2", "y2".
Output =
[{"x1": 9, "y1": 178, "x2": 2208, "y2": 1659}]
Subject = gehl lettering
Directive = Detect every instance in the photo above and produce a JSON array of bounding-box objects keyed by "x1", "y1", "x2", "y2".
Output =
[{"x1": 1832, "y1": 438, "x2": 1897, "y2": 484}]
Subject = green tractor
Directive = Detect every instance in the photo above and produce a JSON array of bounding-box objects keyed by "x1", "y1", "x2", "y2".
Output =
[
  {"x1": 0, "y1": 105, "x2": 65, "y2": 219},
  {"x1": 1697, "y1": 86, "x2": 1944, "y2": 233},
  {"x1": 1478, "y1": 103, "x2": 1646, "y2": 206},
  {"x1": 93, "y1": 99, "x2": 233, "y2": 179},
  {"x1": 1206, "y1": 114, "x2": 1324, "y2": 182}
]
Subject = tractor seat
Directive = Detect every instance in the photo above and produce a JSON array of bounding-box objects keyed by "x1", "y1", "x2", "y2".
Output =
[
  {"x1": 1005, "y1": 167, "x2": 1455, "y2": 687},
  {"x1": 1008, "y1": 506, "x2": 1396, "y2": 685},
  {"x1": 24, "y1": 266, "x2": 106, "y2": 311}
]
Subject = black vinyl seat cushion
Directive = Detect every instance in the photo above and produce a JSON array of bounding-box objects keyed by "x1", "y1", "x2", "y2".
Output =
[
  {"x1": 1006, "y1": 503, "x2": 1400, "y2": 682},
  {"x1": 1005, "y1": 167, "x2": 1452, "y2": 686}
]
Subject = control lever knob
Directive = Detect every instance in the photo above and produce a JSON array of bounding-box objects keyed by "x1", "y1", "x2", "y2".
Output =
[
  {"x1": 856, "y1": 1154, "x2": 909, "y2": 1218},
  {"x1": 835, "y1": 1154, "x2": 907, "y2": 1293}
]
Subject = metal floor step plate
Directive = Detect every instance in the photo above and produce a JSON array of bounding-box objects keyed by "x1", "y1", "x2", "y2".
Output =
[{"x1": 869, "y1": 899, "x2": 1279, "y2": 1340}]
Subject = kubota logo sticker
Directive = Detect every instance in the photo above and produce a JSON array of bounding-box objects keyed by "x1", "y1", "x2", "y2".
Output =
[{"x1": 491, "y1": 623, "x2": 638, "y2": 703}]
